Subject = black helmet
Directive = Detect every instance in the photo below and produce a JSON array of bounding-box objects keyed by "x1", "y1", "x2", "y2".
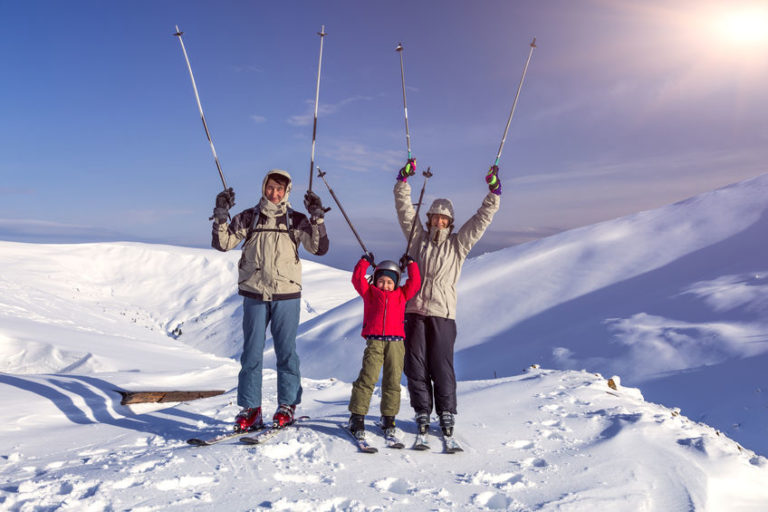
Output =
[{"x1": 373, "y1": 260, "x2": 401, "y2": 286}]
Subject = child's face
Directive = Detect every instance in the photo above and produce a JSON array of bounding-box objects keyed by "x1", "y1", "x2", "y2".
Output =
[{"x1": 375, "y1": 276, "x2": 395, "y2": 291}]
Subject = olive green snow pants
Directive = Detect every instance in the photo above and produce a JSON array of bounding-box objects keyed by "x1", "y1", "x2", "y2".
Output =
[{"x1": 348, "y1": 339, "x2": 405, "y2": 417}]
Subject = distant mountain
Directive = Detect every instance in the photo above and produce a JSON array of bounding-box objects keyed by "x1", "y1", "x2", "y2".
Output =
[{"x1": 297, "y1": 173, "x2": 768, "y2": 454}]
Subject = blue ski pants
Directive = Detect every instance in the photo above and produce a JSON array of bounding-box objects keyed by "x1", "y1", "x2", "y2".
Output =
[{"x1": 237, "y1": 296, "x2": 302, "y2": 409}]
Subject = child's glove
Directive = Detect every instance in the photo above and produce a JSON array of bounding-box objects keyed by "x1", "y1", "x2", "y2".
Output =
[
  {"x1": 362, "y1": 252, "x2": 375, "y2": 266},
  {"x1": 397, "y1": 159, "x2": 417, "y2": 182},
  {"x1": 486, "y1": 165, "x2": 502, "y2": 195},
  {"x1": 398, "y1": 253, "x2": 414, "y2": 271}
]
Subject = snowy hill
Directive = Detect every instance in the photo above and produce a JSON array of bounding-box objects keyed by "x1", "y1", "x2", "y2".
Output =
[
  {"x1": 297, "y1": 173, "x2": 768, "y2": 455},
  {"x1": 2, "y1": 174, "x2": 768, "y2": 510}
]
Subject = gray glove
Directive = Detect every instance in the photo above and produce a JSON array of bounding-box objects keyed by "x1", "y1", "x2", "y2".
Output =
[
  {"x1": 304, "y1": 190, "x2": 329, "y2": 221},
  {"x1": 211, "y1": 187, "x2": 235, "y2": 223}
]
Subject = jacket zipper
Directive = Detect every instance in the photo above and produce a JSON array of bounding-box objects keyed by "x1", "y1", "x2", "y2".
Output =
[{"x1": 382, "y1": 295, "x2": 389, "y2": 336}]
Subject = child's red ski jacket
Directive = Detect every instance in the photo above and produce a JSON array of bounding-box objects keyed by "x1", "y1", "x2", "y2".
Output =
[{"x1": 351, "y1": 258, "x2": 421, "y2": 338}]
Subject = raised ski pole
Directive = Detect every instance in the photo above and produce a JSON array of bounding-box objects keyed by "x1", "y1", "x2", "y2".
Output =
[
  {"x1": 316, "y1": 168, "x2": 370, "y2": 254},
  {"x1": 403, "y1": 166, "x2": 432, "y2": 263},
  {"x1": 173, "y1": 26, "x2": 228, "y2": 191},
  {"x1": 493, "y1": 37, "x2": 536, "y2": 167},
  {"x1": 395, "y1": 42, "x2": 412, "y2": 160},
  {"x1": 308, "y1": 26, "x2": 327, "y2": 193}
]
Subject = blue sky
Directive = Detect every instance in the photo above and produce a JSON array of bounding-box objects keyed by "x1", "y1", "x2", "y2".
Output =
[{"x1": 1, "y1": 0, "x2": 767, "y2": 269}]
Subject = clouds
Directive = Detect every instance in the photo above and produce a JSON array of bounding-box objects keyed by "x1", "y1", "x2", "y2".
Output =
[
  {"x1": 0, "y1": 219, "x2": 126, "y2": 243},
  {"x1": 286, "y1": 95, "x2": 376, "y2": 127},
  {"x1": 321, "y1": 138, "x2": 402, "y2": 174}
]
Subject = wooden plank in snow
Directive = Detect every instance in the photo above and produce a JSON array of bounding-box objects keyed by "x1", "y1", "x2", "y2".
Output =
[{"x1": 117, "y1": 390, "x2": 225, "y2": 405}]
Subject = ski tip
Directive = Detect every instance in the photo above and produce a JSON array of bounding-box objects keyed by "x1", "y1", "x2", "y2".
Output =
[{"x1": 187, "y1": 439, "x2": 208, "y2": 447}]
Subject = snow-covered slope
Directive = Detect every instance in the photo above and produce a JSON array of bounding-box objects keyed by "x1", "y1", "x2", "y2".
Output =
[
  {"x1": 2, "y1": 367, "x2": 766, "y2": 511},
  {"x1": 297, "y1": 173, "x2": 768, "y2": 455},
  {"x1": 2, "y1": 174, "x2": 768, "y2": 510}
]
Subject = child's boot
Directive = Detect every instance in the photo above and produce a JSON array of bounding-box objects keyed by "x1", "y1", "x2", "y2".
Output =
[
  {"x1": 348, "y1": 413, "x2": 365, "y2": 438},
  {"x1": 380, "y1": 415, "x2": 397, "y2": 435}
]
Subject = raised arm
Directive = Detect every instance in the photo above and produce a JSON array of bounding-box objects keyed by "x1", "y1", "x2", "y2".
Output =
[
  {"x1": 351, "y1": 257, "x2": 371, "y2": 297},
  {"x1": 400, "y1": 259, "x2": 422, "y2": 301},
  {"x1": 455, "y1": 192, "x2": 501, "y2": 258},
  {"x1": 211, "y1": 209, "x2": 252, "y2": 252}
]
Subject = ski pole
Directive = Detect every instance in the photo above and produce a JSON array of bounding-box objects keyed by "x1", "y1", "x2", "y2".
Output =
[
  {"x1": 316, "y1": 167, "x2": 370, "y2": 255},
  {"x1": 309, "y1": 26, "x2": 327, "y2": 193},
  {"x1": 494, "y1": 37, "x2": 536, "y2": 167},
  {"x1": 395, "y1": 42, "x2": 412, "y2": 160},
  {"x1": 403, "y1": 166, "x2": 432, "y2": 262},
  {"x1": 173, "y1": 26, "x2": 228, "y2": 191}
]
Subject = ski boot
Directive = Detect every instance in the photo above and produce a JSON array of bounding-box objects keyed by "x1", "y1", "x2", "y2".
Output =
[
  {"x1": 381, "y1": 415, "x2": 398, "y2": 436},
  {"x1": 439, "y1": 411, "x2": 455, "y2": 437},
  {"x1": 273, "y1": 404, "x2": 296, "y2": 427},
  {"x1": 415, "y1": 412, "x2": 430, "y2": 435},
  {"x1": 349, "y1": 413, "x2": 366, "y2": 436},
  {"x1": 234, "y1": 407, "x2": 263, "y2": 433}
]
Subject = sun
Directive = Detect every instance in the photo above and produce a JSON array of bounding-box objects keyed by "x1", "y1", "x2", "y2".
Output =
[{"x1": 716, "y1": 5, "x2": 768, "y2": 45}]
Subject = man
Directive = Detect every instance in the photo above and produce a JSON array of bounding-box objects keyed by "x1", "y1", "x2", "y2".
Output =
[
  {"x1": 394, "y1": 159, "x2": 501, "y2": 437},
  {"x1": 211, "y1": 169, "x2": 329, "y2": 431}
]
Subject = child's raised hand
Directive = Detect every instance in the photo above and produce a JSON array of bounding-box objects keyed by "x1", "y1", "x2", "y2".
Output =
[
  {"x1": 363, "y1": 252, "x2": 376, "y2": 266},
  {"x1": 398, "y1": 253, "x2": 414, "y2": 270}
]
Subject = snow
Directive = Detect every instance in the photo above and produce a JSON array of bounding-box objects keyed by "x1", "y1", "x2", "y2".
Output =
[{"x1": 2, "y1": 174, "x2": 768, "y2": 510}]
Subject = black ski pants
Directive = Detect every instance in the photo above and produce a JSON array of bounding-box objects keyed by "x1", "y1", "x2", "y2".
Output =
[{"x1": 403, "y1": 313, "x2": 458, "y2": 415}]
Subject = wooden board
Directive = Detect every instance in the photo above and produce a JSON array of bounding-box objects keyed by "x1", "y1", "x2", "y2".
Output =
[{"x1": 117, "y1": 390, "x2": 225, "y2": 405}]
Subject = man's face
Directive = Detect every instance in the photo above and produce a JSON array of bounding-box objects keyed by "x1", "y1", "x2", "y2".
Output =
[
  {"x1": 265, "y1": 178, "x2": 286, "y2": 204},
  {"x1": 429, "y1": 214, "x2": 451, "y2": 229}
]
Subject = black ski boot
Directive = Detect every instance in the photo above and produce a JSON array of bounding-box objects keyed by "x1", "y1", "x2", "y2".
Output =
[
  {"x1": 348, "y1": 413, "x2": 365, "y2": 439},
  {"x1": 439, "y1": 411, "x2": 455, "y2": 437},
  {"x1": 381, "y1": 415, "x2": 396, "y2": 429},
  {"x1": 415, "y1": 413, "x2": 430, "y2": 435}
]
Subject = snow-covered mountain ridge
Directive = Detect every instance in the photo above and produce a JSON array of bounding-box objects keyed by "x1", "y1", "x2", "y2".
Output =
[{"x1": 2, "y1": 173, "x2": 768, "y2": 510}]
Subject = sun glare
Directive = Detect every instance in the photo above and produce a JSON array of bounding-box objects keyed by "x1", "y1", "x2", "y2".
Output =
[{"x1": 717, "y1": 6, "x2": 768, "y2": 45}]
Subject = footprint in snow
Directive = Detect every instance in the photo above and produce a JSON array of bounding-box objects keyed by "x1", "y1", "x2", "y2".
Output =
[
  {"x1": 372, "y1": 477, "x2": 414, "y2": 495},
  {"x1": 504, "y1": 439, "x2": 534, "y2": 450},
  {"x1": 472, "y1": 491, "x2": 522, "y2": 510}
]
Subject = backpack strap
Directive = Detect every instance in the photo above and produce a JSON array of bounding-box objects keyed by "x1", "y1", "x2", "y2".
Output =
[{"x1": 249, "y1": 207, "x2": 300, "y2": 263}]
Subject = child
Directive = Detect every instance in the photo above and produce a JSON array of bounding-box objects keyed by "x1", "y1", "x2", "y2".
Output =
[{"x1": 347, "y1": 255, "x2": 421, "y2": 440}]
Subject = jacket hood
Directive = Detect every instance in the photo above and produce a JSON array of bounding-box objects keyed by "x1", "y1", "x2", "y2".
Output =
[
  {"x1": 426, "y1": 198, "x2": 455, "y2": 234},
  {"x1": 427, "y1": 198, "x2": 454, "y2": 220},
  {"x1": 262, "y1": 169, "x2": 293, "y2": 203}
]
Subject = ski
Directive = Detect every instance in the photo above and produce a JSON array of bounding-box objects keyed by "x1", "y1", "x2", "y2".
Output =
[
  {"x1": 412, "y1": 432, "x2": 430, "y2": 451},
  {"x1": 339, "y1": 423, "x2": 378, "y2": 453},
  {"x1": 375, "y1": 421, "x2": 405, "y2": 449},
  {"x1": 441, "y1": 434, "x2": 464, "y2": 454},
  {"x1": 187, "y1": 425, "x2": 265, "y2": 447},
  {"x1": 240, "y1": 416, "x2": 310, "y2": 445}
]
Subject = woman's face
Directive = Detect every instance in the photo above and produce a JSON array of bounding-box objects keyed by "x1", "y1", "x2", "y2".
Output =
[{"x1": 429, "y1": 214, "x2": 450, "y2": 229}]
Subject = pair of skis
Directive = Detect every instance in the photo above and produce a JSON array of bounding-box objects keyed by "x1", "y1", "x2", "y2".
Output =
[
  {"x1": 338, "y1": 421, "x2": 406, "y2": 454},
  {"x1": 187, "y1": 416, "x2": 309, "y2": 447},
  {"x1": 340, "y1": 423, "x2": 463, "y2": 454},
  {"x1": 412, "y1": 429, "x2": 464, "y2": 454}
]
